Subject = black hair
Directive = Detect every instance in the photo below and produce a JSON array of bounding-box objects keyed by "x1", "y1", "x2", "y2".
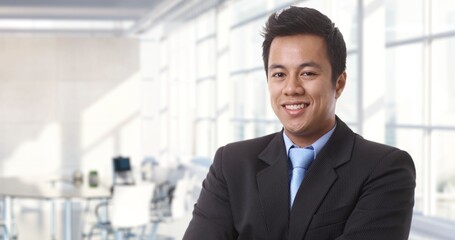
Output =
[{"x1": 261, "y1": 6, "x2": 346, "y2": 84}]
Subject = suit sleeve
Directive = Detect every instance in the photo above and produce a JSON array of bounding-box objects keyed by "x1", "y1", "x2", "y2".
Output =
[
  {"x1": 336, "y1": 149, "x2": 416, "y2": 240},
  {"x1": 183, "y1": 146, "x2": 237, "y2": 240}
]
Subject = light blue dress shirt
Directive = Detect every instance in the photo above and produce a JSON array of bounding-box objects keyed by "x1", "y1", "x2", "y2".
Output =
[{"x1": 283, "y1": 124, "x2": 336, "y2": 160}]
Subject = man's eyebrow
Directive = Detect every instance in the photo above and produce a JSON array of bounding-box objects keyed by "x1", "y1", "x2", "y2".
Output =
[
  {"x1": 268, "y1": 64, "x2": 285, "y2": 71},
  {"x1": 299, "y1": 61, "x2": 322, "y2": 69},
  {"x1": 268, "y1": 61, "x2": 322, "y2": 71}
]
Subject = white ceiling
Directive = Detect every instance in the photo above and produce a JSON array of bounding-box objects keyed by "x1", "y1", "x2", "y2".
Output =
[{"x1": 0, "y1": 0, "x2": 225, "y2": 36}]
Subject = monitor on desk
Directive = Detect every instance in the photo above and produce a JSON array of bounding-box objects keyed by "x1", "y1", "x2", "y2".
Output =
[
  {"x1": 113, "y1": 156, "x2": 131, "y2": 172},
  {"x1": 113, "y1": 156, "x2": 134, "y2": 185}
]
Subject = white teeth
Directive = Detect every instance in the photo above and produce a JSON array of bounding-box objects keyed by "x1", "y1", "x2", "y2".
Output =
[{"x1": 285, "y1": 103, "x2": 306, "y2": 110}]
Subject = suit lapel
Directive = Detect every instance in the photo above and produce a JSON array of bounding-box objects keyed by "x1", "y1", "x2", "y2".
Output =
[
  {"x1": 256, "y1": 132, "x2": 290, "y2": 237},
  {"x1": 289, "y1": 118, "x2": 355, "y2": 240}
]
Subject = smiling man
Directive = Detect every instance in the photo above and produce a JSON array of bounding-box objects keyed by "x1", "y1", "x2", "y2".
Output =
[
  {"x1": 267, "y1": 34, "x2": 344, "y2": 148},
  {"x1": 183, "y1": 6, "x2": 415, "y2": 240}
]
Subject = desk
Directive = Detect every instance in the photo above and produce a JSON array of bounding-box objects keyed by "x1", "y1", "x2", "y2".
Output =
[{"x1": 0, "y1": 177, "x2": 111, "y2": 240}]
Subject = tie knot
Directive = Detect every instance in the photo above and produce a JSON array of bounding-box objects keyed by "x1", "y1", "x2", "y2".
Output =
[{"x1": 289, "y1": 147, "x2": 314, "y2": 169}]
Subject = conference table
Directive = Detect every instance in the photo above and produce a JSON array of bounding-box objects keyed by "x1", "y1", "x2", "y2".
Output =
[{"x1": 0, "y1": 176, "x2": 111, "y2": 240}]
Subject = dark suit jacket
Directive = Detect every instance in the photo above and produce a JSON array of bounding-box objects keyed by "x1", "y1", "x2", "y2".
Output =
[{"x1": 183, "y1": 117, "x2": 416, "y2": 240}]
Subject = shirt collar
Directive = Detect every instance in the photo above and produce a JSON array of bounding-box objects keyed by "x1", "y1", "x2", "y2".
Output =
[{"x1": 283, "y1": 124, "x2": 336, "y2": 159}]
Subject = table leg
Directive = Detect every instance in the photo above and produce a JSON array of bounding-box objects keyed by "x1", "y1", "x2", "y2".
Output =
[
  {"x1": 2, "y1": 196, "x2": 12, "y2": 240},
  {"x1": 50, "y1": 200, "x2": 56, "y2": 240},
  {"x1": 64, "y1": 199, "x2": 72, "y2": 240},
  {"x1": 100, "y1": 198, "x2": 109, "y2": 240},
  {"x1": 114, "y1": 230, "x2": 123, "y2": 240}
]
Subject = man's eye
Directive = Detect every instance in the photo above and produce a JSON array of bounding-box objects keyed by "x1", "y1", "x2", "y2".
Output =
[
  {"x1": 302, "y1": 72, "x2": 315, "y2": 76},
  {"x1": 272, "y1": 72, "x2": 285, "y2": 78}
]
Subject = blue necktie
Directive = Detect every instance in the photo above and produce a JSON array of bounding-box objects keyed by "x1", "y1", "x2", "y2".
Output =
[{"x1": 289, "y1": 146, "x2": 314, "y2": 207}]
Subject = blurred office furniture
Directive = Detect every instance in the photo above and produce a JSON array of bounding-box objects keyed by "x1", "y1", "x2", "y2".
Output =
[
  {"x1": 85, "y1": 183, "x2": 154, "y2": 240},
  {"x1": 0, "y1": 197, "x2": 16, "y2": 240},
  {"x1": 0, "y1": 224, "x2": 7, "y2": 240},
  {"x1": 188, "y1": 156, "x2": 212, "y2": 169},
  {"x1": 89, "y1": 171, "x2": 100, "y2": 188},
  {"x1": 144, "y1": 159, "x2": 203, "y2": 217},
  {"x1": 410, "y1": 212, "x2": 455, "y2": 240},
  {"x1": 148, "y1": 170, "x2": 197, "y2": 239},
  {"x1": 136, "y1": 157, "x2": 205, "y2": 239},
  {"x1": 140, "y1": 157, "x2": 159, "y2": 182},
  {"x1": 0, "y1": 213, "x2": 5, "y2": 239},
  {"x1": 0, "y1": 177, "x2": 110, "y2": 240},
  {"x1": 113, "y1": 156, "x2": 135, "y2": 185}
]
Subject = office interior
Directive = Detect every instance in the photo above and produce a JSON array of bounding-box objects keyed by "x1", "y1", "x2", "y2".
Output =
[{"x1": 0, "y1": 0, "x2": 454, "y2": 239}]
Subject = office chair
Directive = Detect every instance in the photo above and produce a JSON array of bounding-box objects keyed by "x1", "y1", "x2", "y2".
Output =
[
  {"x1": 85, "y1": 183, "x2": 155, "y2": 240},
  {"x1": 147, "y1": 173, "x2": 197, "y2": 239}
]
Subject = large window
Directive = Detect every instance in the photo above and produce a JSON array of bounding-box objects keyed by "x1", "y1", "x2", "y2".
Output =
[
  {"x1": 386, "y1": 0, "x2": 455, "y2": 221},
  {"x1": 143, "y1": 0, "x2": 455, "y2": 224}
]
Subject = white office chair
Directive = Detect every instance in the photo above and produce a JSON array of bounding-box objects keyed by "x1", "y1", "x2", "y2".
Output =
[
  {"x1": 86, "y1": 183, "x2": 155, "y2": 239},
  {"x1": 148, "y1": 173, "x2": 197, "y2": 239}
]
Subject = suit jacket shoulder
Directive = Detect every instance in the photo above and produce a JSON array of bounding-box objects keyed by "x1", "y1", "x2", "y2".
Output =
[
  {"x1": 222, "y1": 132, "x2": 281, "y2": 160},
  {"x1": 222, "y1": 132, "x2": 280, "y2": 158}
]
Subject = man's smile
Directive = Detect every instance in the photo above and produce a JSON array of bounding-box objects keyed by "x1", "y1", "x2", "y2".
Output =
[{"x1": 283, "y1": 103, "x2": 310, "y2": 110}]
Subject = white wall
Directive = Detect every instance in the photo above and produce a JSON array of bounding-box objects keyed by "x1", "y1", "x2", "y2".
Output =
[{"x1": 0, "y1": 36, "x2": 141, "y2": 183}]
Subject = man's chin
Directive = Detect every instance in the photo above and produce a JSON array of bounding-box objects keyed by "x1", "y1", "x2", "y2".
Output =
[{"x1": 283, "y1": 125, "x2": 308, "y2": 136}]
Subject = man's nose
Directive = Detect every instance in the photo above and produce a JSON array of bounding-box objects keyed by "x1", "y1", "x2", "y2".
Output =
[{"x1": 283, "y1": 75, "x2": 304, "y2": 95}]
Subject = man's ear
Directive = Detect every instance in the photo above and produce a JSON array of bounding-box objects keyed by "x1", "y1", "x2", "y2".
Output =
[{"x1": 335, "y1": 71, "x2": 347, "y2": 99}]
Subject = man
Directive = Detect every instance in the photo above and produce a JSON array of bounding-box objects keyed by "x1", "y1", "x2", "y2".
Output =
[{"x1": 183, "y1": 6, "x2": 415, "y2": 240}]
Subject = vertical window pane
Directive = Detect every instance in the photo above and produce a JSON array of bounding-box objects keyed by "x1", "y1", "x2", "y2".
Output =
[
  {"x1": 395, "y1": 129, "x2": 425, "y2": 213},
  {"x1": 431, "y1": 38, "x2": 455, "y2": 126},
  {"x1": 432, "y1": 0, "x2": 455, "y2": 34},
  {"x1": 232, "y1": 74, "x2": 245, "y2": 141},
  {"x1": 195, "y1": 10, "x2": 216, "y2": 39},
  {"x1": 386, "y1": 43, "x2": 424, "y2": 125},
  {"x1": 386, "y1": 0, "x2": 424, "y2": 42},
  {"x1": 244, "y1": 72, "x2": 267, "y2": 120},
  {"x1": 231, "y1": 0, "x2": 267, "y2": 26},
  {"x1": 433, "y1": 130, "x2": 455, "y2": 220},
  {"x1": 230, "y1": 19, "x2": 264, "y2": 72},
  {"x1": 332, "y1": 0, "x2": 358, "y2": 50},
  {"x1": 337, "y1": 53, "x2": 357, "y2": 124},
  {"x1": 196, "y1": 39, "x2": 216, "y2": 78},
  {"x1": 195, "y1": 121, "x2": 214, "y2": 156},
  {"x1": 196, "y1": 80, "x2": 215, "y2": 118}
]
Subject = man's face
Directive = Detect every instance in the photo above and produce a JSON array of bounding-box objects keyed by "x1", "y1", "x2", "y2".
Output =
[{"x1": 267, "y1": 34, "x2": 346, "y2": 146}]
